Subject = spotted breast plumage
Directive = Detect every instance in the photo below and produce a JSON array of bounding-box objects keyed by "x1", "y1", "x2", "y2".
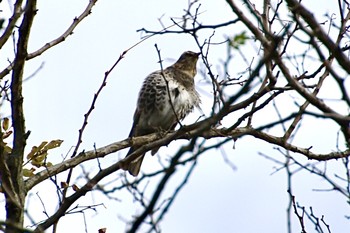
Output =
[{"x1": 125, "y1": 51, "x2": 201, "y2": 176}]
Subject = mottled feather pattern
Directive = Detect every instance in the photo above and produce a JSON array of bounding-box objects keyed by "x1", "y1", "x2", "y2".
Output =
[{"x1": 125, "y1": 51, "x2": 201, "y2": 176}]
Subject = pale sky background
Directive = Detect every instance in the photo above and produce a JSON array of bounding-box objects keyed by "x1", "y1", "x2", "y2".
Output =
[{"x1": 0, "y1": 0, "x2": 349, "y2": 232}]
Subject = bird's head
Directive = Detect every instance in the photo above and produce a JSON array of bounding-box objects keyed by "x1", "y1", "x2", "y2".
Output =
[{"x1": 172, "y1": 51, "x2": 201, "y2": 77}]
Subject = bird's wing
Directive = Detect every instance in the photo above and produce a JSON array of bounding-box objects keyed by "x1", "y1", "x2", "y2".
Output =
[
  {"x1": 129, "y1": 71, "x2": 165, "y2": 137},
  {"x1": 128, "y1": 108, "x2": 141, "y2": 137}
]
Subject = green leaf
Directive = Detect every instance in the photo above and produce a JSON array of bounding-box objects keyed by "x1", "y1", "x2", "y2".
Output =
[{"x1": 229, "y1": 31, "x2": 249, "y2": 49}]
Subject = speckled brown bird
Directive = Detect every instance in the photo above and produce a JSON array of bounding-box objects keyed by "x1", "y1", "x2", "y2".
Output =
[{"x1": 125, "y1": 51, "x2": 201, "y2": 176}]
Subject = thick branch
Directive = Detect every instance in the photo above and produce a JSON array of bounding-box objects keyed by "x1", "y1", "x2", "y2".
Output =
[
  {"x1": 29, "y1": 124, "x2": 349, "y2": 231},
  {"x1": 25, "y1": 122, "x2": 350, "y2": 193},
  {"x1": 6, "y1": 0, "x2": 37, "y2": 231},
  {"x1": 127, "y1": 140, "x2": 197, "y2": 233}
]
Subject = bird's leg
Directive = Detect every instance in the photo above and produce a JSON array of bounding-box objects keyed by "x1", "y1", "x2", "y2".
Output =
[{"x1": 154, "y1": 127, "x2": 169, "y2": 138}]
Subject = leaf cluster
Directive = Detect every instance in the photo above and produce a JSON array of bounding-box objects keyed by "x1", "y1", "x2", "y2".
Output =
[{"x1": 23, "y1": 139, "x2": 63, "y2": 177}]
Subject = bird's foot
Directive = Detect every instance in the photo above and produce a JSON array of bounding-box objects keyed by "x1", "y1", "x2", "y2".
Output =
[{"x1": 155, "y1": 127, "x2": 171, "y2": 138}]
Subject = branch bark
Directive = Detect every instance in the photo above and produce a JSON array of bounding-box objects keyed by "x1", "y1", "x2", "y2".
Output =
[{"x1": 4, "y1": 0, "x2": 37, "y2": 232}]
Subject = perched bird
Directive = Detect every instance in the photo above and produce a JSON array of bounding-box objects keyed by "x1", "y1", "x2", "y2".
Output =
[{"x1": 125, "y1": 51, "x2": 201, "y2": 176}]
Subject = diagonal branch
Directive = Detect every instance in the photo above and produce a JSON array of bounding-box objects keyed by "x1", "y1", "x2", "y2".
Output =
[
  {"x1": 154, "y1": 44, "x2": 183, "y2": 127},
  {"x1": 26, "y1": 0, "x2": 98, "y2": 60},
  {"x1": 0, "y1": 0, "x2": 24, "y2": 50},
  {"x1": 0, "y1": 0, "x2": 99, "y2": 80},
  {"x1": 127, "y1": 139, "x2": 197, "y2": 233},
  {"x1": 59, "y1": 50, "x2": 127, "y2": 214},
  {"x1": 286, "y1": 0, "x2": 350, "y2": 74}
]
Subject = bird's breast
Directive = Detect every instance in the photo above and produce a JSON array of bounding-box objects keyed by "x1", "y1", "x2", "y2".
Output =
[
  {"x1": 166, "y1": 83, "x2": 197, "y2": 122},
  {"x1": 136, "y1": 71, "x2": 200, "y2": 132}
]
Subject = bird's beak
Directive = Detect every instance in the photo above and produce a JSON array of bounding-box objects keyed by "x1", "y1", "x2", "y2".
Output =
[{"x1": 196, "y1": 52, "x2": 201, "y2": 57}]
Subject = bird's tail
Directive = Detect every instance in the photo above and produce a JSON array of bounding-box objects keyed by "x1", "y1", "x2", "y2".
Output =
[{"x1": 125, "y1": 147, "x2": 145, "y2": 176}]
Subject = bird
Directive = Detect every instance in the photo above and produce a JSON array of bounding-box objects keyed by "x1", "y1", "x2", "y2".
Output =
[{"x1": 124, "y1": 51, "x2": 201, "y2": 176}]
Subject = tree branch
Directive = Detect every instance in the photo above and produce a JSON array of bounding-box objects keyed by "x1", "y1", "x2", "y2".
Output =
[
  {"x1": 286, "y1": 0, "x2": 350, "y2": 74},
  {"x1": 0, "y1": 0, "x2": 24, "y2": 50},
  {"x1": 0, "y1": 0, "x2": 99, "y2": 80},
  {"x1": 6, "y1": 0, "x2": 37, "y2": 231}
]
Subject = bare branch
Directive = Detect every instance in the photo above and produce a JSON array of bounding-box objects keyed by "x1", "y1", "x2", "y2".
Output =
[
  {"x1": 26, "y1": 0, "x2": 98, "y2": 60},
  {"x1": 0, "y1": 0, "x2": 99, "y2": 81},
  {"x1": 6, "y1": 0, "x2": 37, "y2": 230},
  {"x1": 0, "y1": 0, "x2": 24, "y2": 49}
]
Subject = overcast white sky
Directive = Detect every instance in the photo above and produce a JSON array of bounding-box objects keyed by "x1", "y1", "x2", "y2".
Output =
[{"x1": 1, "y1": 0, "x2": 349, "y2": 232}]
